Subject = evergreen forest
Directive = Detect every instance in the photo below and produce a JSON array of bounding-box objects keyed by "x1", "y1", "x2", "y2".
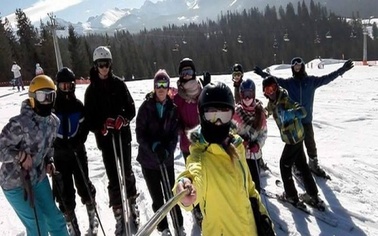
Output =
[{"x1": 1, "y1": 0, "x2": 377, "y2": 83}]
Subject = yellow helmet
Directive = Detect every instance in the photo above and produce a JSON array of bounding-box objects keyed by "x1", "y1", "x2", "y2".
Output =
[{"x1": 29, "y1": 75, "x2": 56, "y2": 108}]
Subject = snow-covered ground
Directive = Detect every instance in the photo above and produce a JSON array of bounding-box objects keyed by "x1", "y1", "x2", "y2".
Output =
[{"x1": 0, "y1": 61, "x2": 378, "y2": 235}]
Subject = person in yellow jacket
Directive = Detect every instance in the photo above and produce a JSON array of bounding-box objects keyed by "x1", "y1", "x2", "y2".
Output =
[{"x1": 174, "y1": 82, "x2": 275, "y2": 236}]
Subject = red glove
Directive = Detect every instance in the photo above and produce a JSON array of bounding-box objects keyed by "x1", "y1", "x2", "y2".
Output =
[
  {"x1": 101, "y1": 118, "x2": 115, "y2": 136},
  {"x1": 114, "y1": 115, "x2": 127, "y2": 130},
  {"x1": 249, "y1": 143, "x2": 260, "y2": 153}
]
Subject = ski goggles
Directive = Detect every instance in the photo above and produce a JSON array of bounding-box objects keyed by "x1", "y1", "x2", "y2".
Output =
[
  {"x1": 180, "y1": 68, "x2": 194, "y2": 77},
  {"x1": 263, "y1": 84, "x2": 277, "y2": 96},
  {"x1": 291, "y1": 57, "x2": 303, "y2": 66},
  {"x1": 154, "y1": 81, "x2": 169, "y2": 89},
  {"x1": 203, "y1": 107, "x2": 233, "y2": 124},
  {"x1": 232, "y1": 72, "x2": 243, "y2": 77},
  {"x1": 29, "y1": 89, "x2": 56, "y2": 104},
  {"x1": 241, "y1": 90, "x2": 255, "y2": 100},
  {"x1": 58, "y1": 81, "x2": 75, "y2": 92},
  {"x1": 97, "y1": 61, "x2": 110, "y2": 69}
]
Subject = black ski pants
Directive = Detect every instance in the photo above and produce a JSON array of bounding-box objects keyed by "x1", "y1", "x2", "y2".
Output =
[
  {"x1": 53, "y1": 146, "x2": 96, "y2": 213},
  {"x1": 280, "y1": 141, "x2": 318, "y2": 200},
  {"x1": 97, "y1": 132, "x2": 137, "y2": 207},
  {"x1": 246, "y1": 158, "x2": 261, "y2": 193},
  {"x1": 303, "y1": 123, "x2": 317, "y2": 159},
  {"x1": 141, "y1": 165, "x2": 184, "y2": 232}
]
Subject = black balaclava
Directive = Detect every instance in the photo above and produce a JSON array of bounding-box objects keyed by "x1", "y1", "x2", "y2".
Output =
[
  {"x1": 201, "y1": 118, "x2": 231, "y2": 144},
  {"x1": 34, "y1": 101, "x2": 54, "y2": 117},
  {"x1": 291, "y1": 57, "x2": 307, "y2": 78}
]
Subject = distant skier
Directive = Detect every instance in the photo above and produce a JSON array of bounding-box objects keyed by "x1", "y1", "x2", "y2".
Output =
[
  {"x1": 35, "y1": 63, "x2": 44, "y2": 75},
  {"x1": 254, "y1": 57, "x2": 354, "y2": 178},
  {"x1": 11, "y1": 61, "x2": 25, "y2": 92},
  {"x1": 0, "y1": 75, "x2": 68, "y2": 235},
  {"x1": 52, "y1": 67, "x2": 97, "y2": 235}
]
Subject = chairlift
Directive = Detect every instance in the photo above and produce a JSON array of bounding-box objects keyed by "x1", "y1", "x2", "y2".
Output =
[
  {"x1": 314, "y1": 33, "x2": 321, "y2": 44},
  {"x1": 172, "y1": 43, "x2": 179, "y2": 52},
  {"x1": 182, "y1": 36, "x2": 187, "y2": 44},
  {"x1": 350, "y1": 30, "x2": 357, "y2": 38},
  {"x1": 325, "y1": 31, "x2": 332, "y2": 39},
  {"x1": 237, "y1": 34, "x2": 243, "y2": 44},
  {"x1": 283, "y1": 32, "x2": 290, "y2": 42},
  {"x1": 222, "y1": 42, "x2": 228, "y2": 53},
  {"x1": 273, "y1": 37, "x2": 279, "y2": 49}
]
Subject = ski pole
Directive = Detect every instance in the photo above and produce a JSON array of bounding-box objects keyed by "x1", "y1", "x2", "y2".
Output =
[
  {"x1": 72, "y1": 150, "x2": 106, "y2": 236},
  {"x1": 111, "y1": 132, "x2": 131, "y2": 236},
  {"x1": 52, "y1": 172, "x2": 81, "y2": 236},
  {"x1": 159, "y1": 163, "x2": 180, "y2": 234},
  {"x1": 135, "y1": 188, "x2": 189, "y2": 236},
  {"x1": 20, "y1": 169, "x2": 41, "y2": 236}
]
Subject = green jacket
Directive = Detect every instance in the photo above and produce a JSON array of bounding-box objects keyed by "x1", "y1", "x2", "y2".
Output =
[
  {"x1": 174, "y1": 127, "x2": 270, "y2": 236},
  {"x1": 265, "y1": 87, "x2": 307, "y2": 144}
]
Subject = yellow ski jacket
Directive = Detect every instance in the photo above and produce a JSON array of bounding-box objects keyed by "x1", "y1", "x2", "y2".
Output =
[{"x1": 174, "y1": 128, "x2": 270, "y2": 236}]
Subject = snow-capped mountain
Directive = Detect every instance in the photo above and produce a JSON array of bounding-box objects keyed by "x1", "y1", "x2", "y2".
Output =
[{"x1": 55, "y1": 0, "x2": 253, "y2": 35}]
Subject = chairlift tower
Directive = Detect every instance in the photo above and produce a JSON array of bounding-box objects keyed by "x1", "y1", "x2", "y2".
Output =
[
  {"x1": 363, "y1": 26, "x2": 368, "y2": 65},
  {"x1": 48, "y1": 13, "x2": 63, "y2": 71}
]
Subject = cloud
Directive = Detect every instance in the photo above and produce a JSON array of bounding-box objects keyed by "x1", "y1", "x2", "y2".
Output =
[{"x1": 4, "y1": 0, "x2": 83, "y2": 25}]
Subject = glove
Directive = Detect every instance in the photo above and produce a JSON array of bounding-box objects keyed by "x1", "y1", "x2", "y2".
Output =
[
  {"x1": 200, "y1": 71, "x2": 211, "y2": 87},
  {"x1": 248, "y1": 142, "x2": 260, "y2": 153},
  {"x1": 152, "y1": 142, "x2": 168, "y2": 163},
  {"x1": 114, "y1": 115, "x2": 128, "y2": 130},
  {"x1": 337, "y1": 59, "x2": 354, "y2": 75},
  {"x1": 253, "y1": 66, "x2": 269, "y2": 78},
  {"x1": 280, "y1": 109, "x2": 295, "y2": 124}
]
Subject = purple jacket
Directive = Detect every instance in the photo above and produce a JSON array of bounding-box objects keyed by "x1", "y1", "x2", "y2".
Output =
[
  {"x1": 136, "y1": 93, "x2": 179, "y2": 170},
  {"x1": 173, "y1": 94, "x2": 200, "y2": 153}
]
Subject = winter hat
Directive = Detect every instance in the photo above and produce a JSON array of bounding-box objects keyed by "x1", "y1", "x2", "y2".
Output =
[
  {"x1": 262, "y1": 76, "x2": 278, "y2": 91},
  {"x1": 153, "y1": 69, "x2": 170, "y2": 88}
]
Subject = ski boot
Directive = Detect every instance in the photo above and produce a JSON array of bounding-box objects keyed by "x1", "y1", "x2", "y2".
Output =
[
  {"x1": 299, "y1": 193, "x2": 326, "y2": 211},
  {"x1": 86, "y1": 202, "x2": 99, "y2": 235},
  {"x1": 113, "y1": 207, "x2": 125, "y2": 236},
  {"x1": 308, "y1": 157, "x2": 330, "y2": 179},
  {"x1": 258, "y1": 158, "x2": 271, "y2": 174},
  {"x1": 278, "y1": 192, "x2": 307, "y2": 211},
  {"x1": 65, "y1": 210, "x2": 81, "y2": 236},
  {"x1": 128, "y1": 194, "x2": 140, "y2": 228}
]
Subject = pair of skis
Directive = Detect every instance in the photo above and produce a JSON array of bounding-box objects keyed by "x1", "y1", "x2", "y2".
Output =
[{"x1": 261, "y1": 180, "x2": 354, "y2": 232}]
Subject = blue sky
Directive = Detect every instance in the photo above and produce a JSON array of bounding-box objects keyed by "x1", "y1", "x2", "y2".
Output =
[{"x1": 2, "y1": 0, "x2": 160, "y2": 24}]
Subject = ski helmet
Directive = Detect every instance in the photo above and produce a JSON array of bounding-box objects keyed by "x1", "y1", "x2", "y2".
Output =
[
  {"x1": 29, "y1": 75, "x2": 56, "y2": 116},
  {"x1": 198, "y1": 82, "x2": 235, "y2": 144},
  {"x1": 93, "y1": 46, "x2": 112, "y2": 62},
  {"x1": 56, "y1": 67, "x2": 76, "y2": 94},
  {"x1": 56, "y1": 67, "x2": 75, "y2": 83},
  {"x1": 239, "y1": 78, "x2": 256, "y2": 99},
  {"x1": 179, "y1": 58, "x2": 196, "y2": 74},
  {"x1": 232, "y1": 63, "x2": 243, "y2": 73}
]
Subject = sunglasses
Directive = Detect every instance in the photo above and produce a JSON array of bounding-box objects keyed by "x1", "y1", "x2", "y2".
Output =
[
  {"x1": 291, "y1": 58, "x2": 303, "y2": 66},
  {"x1": 203, "y1": 107, "x2": 233, "y2": 124},
  {"x1": 154, "y1": 81, "x2": 169, "y2": 89},
  {"x1": 241, "y1": 90, "x2": 255, "y2": 100},
  {"x1": 263, "y1": 84, "x2": 277, "y2": 96},
  {"x1": 58, "y1": 82, "x2": 75, "y2": 92},
  {"x1": 232, "y1": 72, "x2": 243, "y2": 77},
  {"x1": 29, "y1": 90, "x2": 56, "y2": 104},
  {"x1": 97, "y1": 61, "x2": 110, "y2": 69},
  {"x1": 180, "y1": 68, "x2": 194, "y2": 77}
]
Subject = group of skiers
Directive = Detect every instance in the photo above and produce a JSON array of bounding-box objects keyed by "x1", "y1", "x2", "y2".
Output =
[{"x1": 0, "y1": 43, "x2": 354, "y2": 236}]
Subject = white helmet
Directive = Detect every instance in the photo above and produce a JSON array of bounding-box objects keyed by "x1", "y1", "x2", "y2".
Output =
[{"x1": 93, "y1": 46, "x2": 112, "y2": 62}]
